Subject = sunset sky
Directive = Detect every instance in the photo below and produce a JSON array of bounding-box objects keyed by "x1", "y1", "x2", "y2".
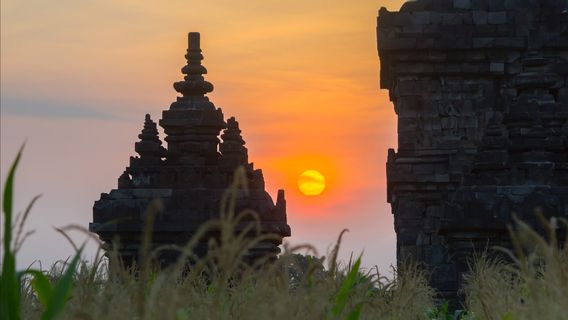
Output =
[{"x1": 1, "y1": 0, "x2": 406, "y2": 272}]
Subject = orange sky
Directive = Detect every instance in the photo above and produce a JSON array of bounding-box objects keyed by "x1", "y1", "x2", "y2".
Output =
[{"x1": 1, "y1": 0, "x2": 406, "y2": 272}]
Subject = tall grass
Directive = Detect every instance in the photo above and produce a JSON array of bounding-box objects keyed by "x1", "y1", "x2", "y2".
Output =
[
  {"x1": 462, "y1": 217, "x2": 568, "y2": 320},
  {"x1": 2, "y1": 149, "x2": 435, "y2": 319},
  {"x1": 1, "y1": 146, "x2": 83, "y2": 320},
  {"x1": 2, "y1": 147, "x2": 568, "y2": 319}
]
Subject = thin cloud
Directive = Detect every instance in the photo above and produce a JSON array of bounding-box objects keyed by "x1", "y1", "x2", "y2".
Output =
[{"x1": 1, "y1": 96, "x2": 123, "y2": 120}]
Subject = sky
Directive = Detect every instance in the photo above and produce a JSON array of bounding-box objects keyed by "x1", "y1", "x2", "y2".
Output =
[{"x1": 1, "y1": 0, "x2": 406, "y2": 273}]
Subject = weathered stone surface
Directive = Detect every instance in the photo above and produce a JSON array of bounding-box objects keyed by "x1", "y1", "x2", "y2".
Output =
[
  {"x1": 454, "y1": 0, "x2": 472, "y2": 10},
  {"x1": 378, "y1": 0, "x2": 568, "y2": 304},
  {"x1": 90, "y1": 33, "x2": 291, "y2": 267}
]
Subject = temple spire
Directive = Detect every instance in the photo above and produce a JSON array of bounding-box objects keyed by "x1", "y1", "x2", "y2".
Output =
[
  {"x1": 220, "y1": 117, "x2": 249, "y2": 168},
  {"x1": 171, "y1": 32, "x2": 214, "y2": 110},
  {"x1": 134, "y1": 114, "x2": 166, "y2": 163}
]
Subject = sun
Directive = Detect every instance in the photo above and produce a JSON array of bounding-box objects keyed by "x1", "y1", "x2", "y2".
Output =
[{"x1": 298, "y1": 170, "x2": 326, "y2": 196}]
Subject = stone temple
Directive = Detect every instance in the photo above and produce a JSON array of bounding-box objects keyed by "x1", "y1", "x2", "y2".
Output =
[
  {"x1": 89, "y1": 33, "x2": 291, "y2": 266},
  {"x1": 377, "y1": 0, "x2": 568, "y2": 301}
]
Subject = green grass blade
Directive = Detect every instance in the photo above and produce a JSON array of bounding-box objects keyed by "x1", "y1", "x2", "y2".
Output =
[
  {"x1": 1, "y1": 144, "x2": 24, "y2": 320},
  {"x1": 332, "y1": 255, "x2": 362, "y2": 317},
  {"x1": 3, "y1": 145, "x2": 23, "y2": 250},
  {"x1": 21, "y1": 270, "x2": 53, "y2": 308},
  {"x1": 346, "y1": 303, "x2": 363, "y2": 320},
  {"x1": 501, "y1": 312, "x2": 514, "y2": 320},
  {"x1": 41, "y1": 246, "x2": 83, "y2": 320}
]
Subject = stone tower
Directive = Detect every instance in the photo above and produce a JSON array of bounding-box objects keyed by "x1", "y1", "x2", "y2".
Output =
[
  {"x1": 377, "y1": 0, "x2": 568, "y2": 301},
  {"x1": 90, "y1": 33, "x2": 291, "y2": 266}
]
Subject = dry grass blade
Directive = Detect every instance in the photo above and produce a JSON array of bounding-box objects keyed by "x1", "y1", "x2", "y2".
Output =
[
  {"x1": 59, "y1": 224, "x2": 103, "y2": 246},
  {"x1": 13, "y1": 230, "x2": 36, "y2": 255},
  {"x1": 138, "y1": 199, "x2": 163, "y2": 319},
  {"x1": 12, "y1": 194, "x2": 41, "y2": 254},
  {"x1": 54, "y1": 227, "x2": 79, "y2": 252},
  {"x1": 329, "y1": 228, "x2": 349, "y2": 278},
  {"x1": 282, "y1": 243, "x2": 319, "y2": 257}
]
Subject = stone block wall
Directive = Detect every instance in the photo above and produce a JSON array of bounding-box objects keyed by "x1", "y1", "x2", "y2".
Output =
[{"x1": 378, "y1": 0, "x2": 568, "y2": 301}]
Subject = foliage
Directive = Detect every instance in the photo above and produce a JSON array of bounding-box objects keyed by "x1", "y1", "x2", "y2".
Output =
[
  {"x1": 1, "y1": 144, "x2": 24, "y2": 319},
  {"x1": 3, "y1": 147, "x2": 568, "y2": 319},
  {"x1": 462, "y1": 216, "x2": 568, "y2": 320},
  {"x1": 1, "y1": 146, "x2": 83, "y2": 320},
  {"x1": 331, "y1": 255, "x2": 363, "y2": 318},
  {"x1": 426, "y1": 302, "x2": 473, "y2": 320}
]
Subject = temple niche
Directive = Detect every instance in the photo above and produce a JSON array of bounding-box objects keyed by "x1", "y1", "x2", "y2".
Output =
[
  {"x1": 378, "y1": 0, "x2": 568, "y2": 302},
  {"x1": 89, "y1": 33, "x2": 291, "y2": 266}
]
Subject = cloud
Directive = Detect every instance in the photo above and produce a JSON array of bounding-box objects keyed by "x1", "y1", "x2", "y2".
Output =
[{"x1": 1, "y1": 96, "x2": 124, "y2": 120}]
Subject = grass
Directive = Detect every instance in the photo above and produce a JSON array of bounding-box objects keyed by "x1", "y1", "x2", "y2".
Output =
[
  {"x1": 461, "y1": 217, "x2": 568, "y2": 320},
  {"x1": 1, "y1": 146, "x2": 83, "y2": 320},
  {"x1": 2, "y1": 147, "x2": 567, "y2": 319}
]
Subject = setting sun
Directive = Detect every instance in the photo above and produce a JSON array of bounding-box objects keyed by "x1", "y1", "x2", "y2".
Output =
[{"x1": 298, "y1": 170, "x2": 326, "y2": 196}]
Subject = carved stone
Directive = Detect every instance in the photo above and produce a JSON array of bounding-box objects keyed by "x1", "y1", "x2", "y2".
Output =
[
  {"x1": 89, "y1": 33, "x2": 291, "y2": 267},
  {"x1": 377, "y1": 0, "x2": 568, "y2": 302}
]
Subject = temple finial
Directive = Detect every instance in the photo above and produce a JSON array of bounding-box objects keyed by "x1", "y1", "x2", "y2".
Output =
[
  {"x1": 188, "y1": 32, "x2": 200, "y2": 51},
  {"x1": 171, "y1": 32, "x2": 214, "y2": 109}
]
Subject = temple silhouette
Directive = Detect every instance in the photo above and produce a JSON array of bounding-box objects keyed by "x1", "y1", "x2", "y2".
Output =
[
  {"x1": 378, "y1": 0, "x2": 568, "y2": 302},
  {"x1": 89, "y1": 33, "x2": 291, "y2": 266}
]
